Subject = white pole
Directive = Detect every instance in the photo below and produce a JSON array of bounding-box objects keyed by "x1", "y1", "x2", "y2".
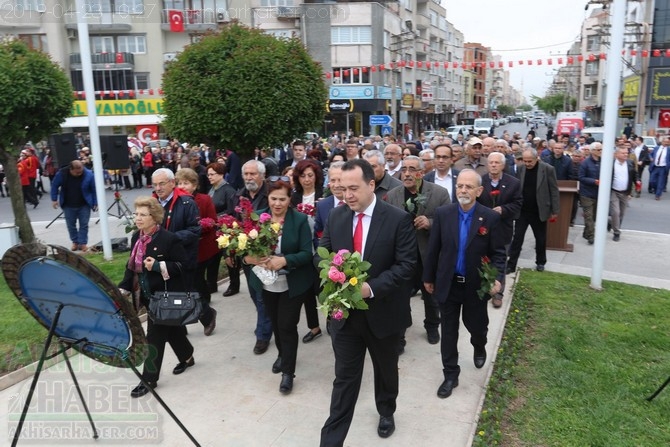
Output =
[
  {"x1": 76, "y1": 0, "x2": 112, "y2": 260},
  {"x1": 591, "y1": 0, "x2": 626, "y2": 290}
]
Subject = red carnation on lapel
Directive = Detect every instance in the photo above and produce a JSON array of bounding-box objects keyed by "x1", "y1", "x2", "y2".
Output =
[{"x1": 478, "y1": 226, "x2": 488, "y2": 236}]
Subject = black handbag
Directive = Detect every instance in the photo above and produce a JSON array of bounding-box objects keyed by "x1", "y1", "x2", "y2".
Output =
[{"x1": 148, "y1": 264, "x2": 202, "y2": 326}]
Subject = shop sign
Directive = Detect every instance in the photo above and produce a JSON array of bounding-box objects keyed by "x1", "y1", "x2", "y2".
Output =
[{"x1": 72, "y1": 99, "x2": 164, "y2": 116}]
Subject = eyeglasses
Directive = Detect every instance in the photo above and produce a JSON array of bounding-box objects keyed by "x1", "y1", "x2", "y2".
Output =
[
  {"x1": 400, "y1": 167, "x2": 421, "y2": 173},
  {"x1": 151, "y1": 180, "x2": 172, "y2": 188},
  {"x1": 268, "y1": 176, "x2": 290, "y2": 182}
]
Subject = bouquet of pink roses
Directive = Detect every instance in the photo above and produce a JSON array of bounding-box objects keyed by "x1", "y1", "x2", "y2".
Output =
[{"x1": 316, "y1": 247, "x2": 371, "y2": 321}]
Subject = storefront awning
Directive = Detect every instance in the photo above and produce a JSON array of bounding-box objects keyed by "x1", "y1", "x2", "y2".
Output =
[{"x1": 61, "y1": 114, "x2": 163, "y2": 128}]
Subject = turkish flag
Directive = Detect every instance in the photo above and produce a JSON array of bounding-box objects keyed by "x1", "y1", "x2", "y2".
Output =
[
  {"x1": 115, "y1": 52, "x2": 123, "y2": 63},
  {"x1": 136, "y1": 125, "x2": 159, "y2": 144},
  {"x1": 658, "y1": 109, "x2": 670, "y2": 128},
  {"x1": 169, "y1": 10, "x2": 184, "y2": 33}
]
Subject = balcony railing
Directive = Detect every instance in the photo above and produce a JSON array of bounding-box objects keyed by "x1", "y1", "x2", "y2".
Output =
[
  {"x1": 64, "y1": 11, "x2": 132, "y2": 31},
  {"x1": 70, "y1": 52, "x2": 135, "y2": 67},
  {"x1": 161, "y1": 9, "x2": 218, "y2": 30}
]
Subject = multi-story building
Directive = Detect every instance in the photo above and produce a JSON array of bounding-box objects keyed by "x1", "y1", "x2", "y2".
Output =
[
  {"x1": 464, "y1": 42, "x2": 489, "y2": 117},
  {"x1": 1, "y1": 0, "x2": 490, "y2": 140}
]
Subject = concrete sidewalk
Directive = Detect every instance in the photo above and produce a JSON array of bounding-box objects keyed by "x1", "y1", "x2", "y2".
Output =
[{"x1": 1, "y1": 219, "x2": 669, "y2": 446}]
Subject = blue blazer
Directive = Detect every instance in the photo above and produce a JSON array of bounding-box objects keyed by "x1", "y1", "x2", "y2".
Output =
[
  {"x1": 423, "y1": 168, "x2": 460, "y2": 203},
  {"x1": 650, "y1": 145, "x2": 670, "y2": 169},
  {"x1": 50, "y1": 166, "x2": 97, "y2": 209}
]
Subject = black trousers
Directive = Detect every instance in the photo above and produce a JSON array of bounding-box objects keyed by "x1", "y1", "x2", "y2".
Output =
[
  {"x1": 205, "y1": 251, "x2": 223, "y2": 294},
  {"x1": 320, "y1": 310, "x2": 401, "y2": 447},
  {"x1": 440, "y1": 283, "x2": 489, "y2": 380},
  {"x1": 303, "y1": 277, "x2": 321, "y2": 330},
  {"x1": 508, "y1": 211, "x2": 547, "y2": 268},
  {"x1": 195, "y1": 255, "x2": 221, "y2": 328},
  {"x1": 262, "y1": 288, "x2": 307, "y2": 375},
  {"x1": 227, "y1": 263, "x2": 241, "y2": 292},
  {"x1": 142, "y1": 319, "x2": 194, "y2": 383}
]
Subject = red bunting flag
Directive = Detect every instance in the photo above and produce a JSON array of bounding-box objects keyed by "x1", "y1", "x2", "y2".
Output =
[
  {"x1": 168, "y1": 10, "x2": 184, "y2": 33},
  {"x1": 537, "y1": 59, "x2": 542, "y2": 65},
  {"x1": 599, "y1": 53, "x2": 606, "y2": 60},
  {"x1": 362, "y1": 67, "x2": 368, "y2": 73},
  {"x1": 558, "y1": 57, "x2": 563, "y2": 64},
  {"x1": 325, "y1": 72, "x2": 331, "y2": 79},
  {"x1": 508, "y1": 61, "x2": 513, "y2": 67},
  {"x1": 417, "y1": 61, "x2": 423, "y2": 68},
  {"x1": 642, "y1": 50, "x2": 649, "y2": 57},
  {"x1": 588, "y1": 54, "x2": 595, "y2": 61},
  {"x1": 548, "y1": 59, "x2": 553, "y2": 65},
  {"x1": 498, "y1": 61, "x2": 503, "y2": 68},
  {"x1": 370, "y1": 65, "x2": 376, "y2": 72},
  {"x1": 653, "y1": 49, "x2": 661, "y2": 57}
]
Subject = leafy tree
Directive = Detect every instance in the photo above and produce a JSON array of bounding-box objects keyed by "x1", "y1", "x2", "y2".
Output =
[
  {"x1": 0, "y1": 38, "x2": 74, "y2": 243},
  {"x1": 532, "y1": 93, "x2": 574, "y2": 115},
  {"x1": 162, "y1": 24, "x2": 328, "y2": 158},
  {"x1": 497, "y1": 104, "x2": 514, "y2": 117}
]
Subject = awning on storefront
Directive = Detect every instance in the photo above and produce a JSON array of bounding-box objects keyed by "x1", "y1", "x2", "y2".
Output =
[{"x1": 61, "y1": 114, "x2": 163, "y2": 128}]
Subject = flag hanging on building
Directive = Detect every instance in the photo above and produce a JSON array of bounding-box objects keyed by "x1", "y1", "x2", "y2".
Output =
[
  {"x1": 658, "y1": 109, "x2": 670, "y2": 128},
  {"x1": 168, "y1": 10, "x2": 184, "y2": 33}
]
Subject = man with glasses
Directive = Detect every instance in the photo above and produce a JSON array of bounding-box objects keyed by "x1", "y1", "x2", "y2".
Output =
[
  {"x1": 507, "y1": 148, "x2": 560, "y2": 273},
  {"x1": 363, "y1": 150, "x2": 401, "y2": 201},
  {"x1": 344, "y1": 138, "x2": 360, "y2": 160},
  {"x1": 151, "y1": 168, "x2": 201, "y2": 269},
  {"x1": 423, "y1": 169, "x2": 506, "y2": 399},
  {"x1": 386, "y1": 156, "x2": 450, "y2": 346},
  {"x1": 424, "y1": 144, "x2": 459, "y2": 202},
  {"x1": 578, "y1": 143, "x2": 602, "y2": 244},
  {"x1": 384, "y1": 144, "x2": 403, "y2": 180}
]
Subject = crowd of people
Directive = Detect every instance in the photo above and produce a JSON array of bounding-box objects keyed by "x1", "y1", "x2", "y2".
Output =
[{"x1": 4, "y1": 125, "x2": 663, "y2": 445}]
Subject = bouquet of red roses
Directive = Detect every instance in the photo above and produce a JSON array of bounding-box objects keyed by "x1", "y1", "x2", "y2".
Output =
[
  {"x1": 296, "y1": 202, "x2": 316, "y2": 217},
  {"x1": 216, "y1": 197, "x2": 281, "y2": 258}
]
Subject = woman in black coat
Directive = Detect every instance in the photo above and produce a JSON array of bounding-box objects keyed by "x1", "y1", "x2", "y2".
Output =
[{"x1": 119, "y1": 196, "x2": 195, "y2": 398}]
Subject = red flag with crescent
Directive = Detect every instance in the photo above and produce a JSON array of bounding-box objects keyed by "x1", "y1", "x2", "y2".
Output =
[
  {"x1": 658, "y1": 109, "x2": 670, "y2": 128},
  {"x1": 169, "y1": 10, "x2": 184, "y2": 33}
]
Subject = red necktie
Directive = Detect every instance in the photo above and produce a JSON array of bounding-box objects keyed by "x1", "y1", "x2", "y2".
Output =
[
  {"x1": 338, "y1": 200, "x2": 345, "y2": 206},
  {"x1": 353, "y1": 213, "x2": 364, "y2": 254}
]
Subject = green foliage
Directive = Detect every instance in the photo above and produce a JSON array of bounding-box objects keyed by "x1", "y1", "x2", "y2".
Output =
[
  {"x1": 0, "y1": 38, "x2": 74, "y2": 151},
  {"x1": 496, "y1": 104, "x2": 515, "y2": 117},
  {"x1": 162, "y1": 24, "x2": 328, "y2": 157},
  {"x1": 532, "y1": 93, "x2": 572, "y2": 115},
  {"x1": 316, "y1": 246, "x2": 370, "y2": 320},
  {"x1": 475, "y1": 271, "x2": 670, "y2": 447}
]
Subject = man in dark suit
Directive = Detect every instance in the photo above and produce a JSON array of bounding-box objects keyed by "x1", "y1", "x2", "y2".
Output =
[
  {"x1": 279, "y1": 140, "x2": 307, "y2": 171},
  {"x1": 363, "y1": 150, "x2": 401, "y2": 201},
  {"x1": 609, "y1": 147, "x2": 637, "y2": 241},
  {"x1": 423, "y1": 169, "x2": 506, "y2": 399},
  {"x1": 319, "y1": 159, "x2": 417, "y2": 446},
  {"x1": 385, "y1": 155, "x2": 451, "y2": 345},
  {"x1": 507, "y1": 148, "x2": 560, "y2": 272},
  {"x1": 423, "y1": 143, "x2": 459, "y2": 203},
  {"x1": 477, "y1": 152, "x2": 522, "y2": 308},
  {"x1": 314, "y1": 161, "x2": 346, "y2": 241}
]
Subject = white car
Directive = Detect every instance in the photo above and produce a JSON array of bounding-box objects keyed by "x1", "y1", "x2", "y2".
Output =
[
  {"x1": 423, "y1": 130, "x2": 445, "y2": 140},
  {"x1": 444, "y1": 125, "x2": 470, "y2": 140},
  {"x1": 643, "y1": 136, "x2": 658, "y2": 148}
]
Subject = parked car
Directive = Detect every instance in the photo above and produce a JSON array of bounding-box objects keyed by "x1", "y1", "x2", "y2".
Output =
[
  {"x1": 473, "y1": 118, "x2": 495, "y2": 136},
  {"x1": 444, "y1": 125, "x2": 470, "y2": 140},
  {"x1": 643, "y1": 136, "x2": 658, "y2": 148}
]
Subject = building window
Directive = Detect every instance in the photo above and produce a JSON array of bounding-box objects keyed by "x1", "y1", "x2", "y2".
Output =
[
  {"x1": 71, "y1": 69, "x2": 136, "y2": 92},
  {"x1": 585, "y1": 60, "x2": 599, "y2": 76},
  {"x1": 332, "y1": 27, "x2": 372, "y2": 45},
  {"x1": 135, "y1": 72, "x2": 149, "y2": 89},
  {"x1": 586, "y1": 36, "x2": 600, "y2": 52},
  {"x1": 91, "y1": 36, "x2": 115, "y2": 53},
  {"x1": 84, "y1": 0, "x2": 144, "y2": 14},
  {"x1": 118, "y1": 35, "x2": 146, "y2": 54},
  {"x1": 18, "y1": 34, "x2": 48, "y2": 52},
  {"x1": 332, "y1": 67, "x2": 369, "y2": 85},
  {"x1": 584, "y1": 83, "x2": 598, "y2": 99}
]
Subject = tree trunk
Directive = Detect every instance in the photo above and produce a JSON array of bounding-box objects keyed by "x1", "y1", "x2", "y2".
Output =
[{"x1": 0, "y1": 147, "x2": 36, "y2": 244}]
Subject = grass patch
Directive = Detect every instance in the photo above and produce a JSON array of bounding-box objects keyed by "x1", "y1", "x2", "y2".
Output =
[
  {"x1": 0, "y1": 252, "x2": 128, "y2": 375},
  {"x1": 475, "y1": 271, "x2": 670, "y2": 447}
]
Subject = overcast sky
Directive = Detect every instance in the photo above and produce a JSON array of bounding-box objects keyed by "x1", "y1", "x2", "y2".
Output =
[{"x1": 443, "y1": 0, "x2": 593, "y2": 103}]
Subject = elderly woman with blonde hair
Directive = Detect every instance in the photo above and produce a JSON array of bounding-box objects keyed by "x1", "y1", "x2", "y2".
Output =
[{"x1": 119, "y1": 196, "x2": 195, "y2": 397}]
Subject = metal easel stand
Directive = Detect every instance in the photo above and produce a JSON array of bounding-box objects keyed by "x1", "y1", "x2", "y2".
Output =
[
  {"x1": 647, "y1": 375, "x2": 670, "y2": 402},
  {"x1": 45, "y1": 210, "x2": 64, "y2": 229},
  {"x1": 11, "y1": 303, "x2": 201, "y2": 447}
]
